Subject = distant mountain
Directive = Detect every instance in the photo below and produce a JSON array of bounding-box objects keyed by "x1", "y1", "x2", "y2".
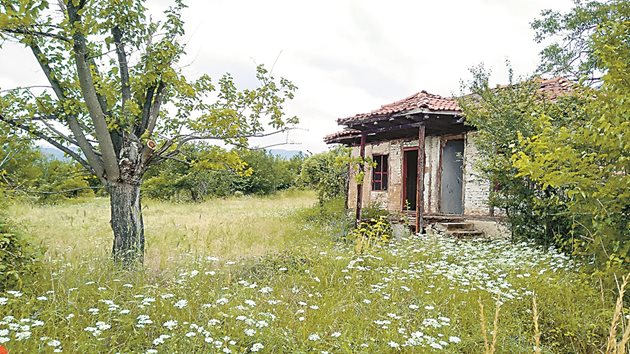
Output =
[
  {"x1": 39, "y1": 146, "x2": 304, "y2": 161},
  {"x1": 40, "y1": 146, "x2": 72, "y2": 161},
  {"x1": 267, "y1": 149, "x2": 305, "y2": 159}
]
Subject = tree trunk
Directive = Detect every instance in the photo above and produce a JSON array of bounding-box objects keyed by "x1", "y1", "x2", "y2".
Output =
[{"x1": 109, "y1": 182, "x2": 144, "y2": 266}]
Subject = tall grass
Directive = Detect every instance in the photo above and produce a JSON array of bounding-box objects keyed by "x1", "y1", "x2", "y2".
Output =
[{"x1": 0, "y1": 191, "x2": 623, "y2": 353}]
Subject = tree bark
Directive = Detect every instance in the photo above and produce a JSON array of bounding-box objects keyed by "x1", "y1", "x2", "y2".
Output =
[{"x1": 109, "y1": 182, "x2": 144, "y2": 266}]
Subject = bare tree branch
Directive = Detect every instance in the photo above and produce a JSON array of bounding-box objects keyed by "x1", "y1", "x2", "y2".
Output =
[
  {"x1": 0, "y1": 114, "x2": 94, "y2": 174},
  {"x1": 2, "y1": 27, "x2": 70, "y2": 42}
]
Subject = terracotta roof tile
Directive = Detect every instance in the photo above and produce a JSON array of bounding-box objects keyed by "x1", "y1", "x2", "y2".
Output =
[
  {"x1": 335, "y1": 77, "x2": 574, "y2": 128},
  {"x1": 338, "y1": 91, "x2": 460, "y2": 125},
  {"x1": 323, "y1": 129, "x2": 361, "y2": 143}
]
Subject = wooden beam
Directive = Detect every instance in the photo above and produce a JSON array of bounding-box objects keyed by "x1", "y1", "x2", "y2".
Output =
[
  {"x1": 354, "y1": 121, "x2": 423, "y2": 133},
  {"x1": 355, "y1": 132, "x2": 367, "y2": 226},
  {"x1": 415, "y1": 125, "x2": 426, "y2": 233}
]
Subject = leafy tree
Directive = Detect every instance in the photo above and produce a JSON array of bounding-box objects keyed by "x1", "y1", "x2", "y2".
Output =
[
  {"x1": 514, "y1": 3, "x2": 629, "y2": 270},
  {"x1": 0, "y1": 0, "x2": 297, "y2": 265},
  {"x1": 300, "y1": 147, "x2": 349, "y2": 206},
  {"x1": 143, "y1": 146, "x2": 304, "y2": 200},
  {"x1": 462, "y1": 0, "x2": 629, "y2": 271},
  {"x1": 459, "y1": 67, "x2": 583, "y2": 248},
  {"x1": 532, "y1": 0, "x2": 629, "y2": 83}
]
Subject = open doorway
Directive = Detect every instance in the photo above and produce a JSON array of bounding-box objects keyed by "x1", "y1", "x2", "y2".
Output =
[
  {"x1": 402, "y1": 149, "x2": 418, "y2": 211},
  {"x1": 440, "y1": 139, "x2": 464, "y2": 214}
]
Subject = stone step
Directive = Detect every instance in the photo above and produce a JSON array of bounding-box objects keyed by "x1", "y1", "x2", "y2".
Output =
[
  {"x1": 448, "y1": 230, "x2": 485, "y2": 239},
  {"x1": 440, "y1": 222, "x2": 475, "y2": 231}
]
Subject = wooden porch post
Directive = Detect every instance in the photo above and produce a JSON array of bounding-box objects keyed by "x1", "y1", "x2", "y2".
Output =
[
  {"x1": 355, "y1": 132, "x2": 367, "y2": 226},
  {"x1": 415, "y1": 125, "x2": 426, "y2": 233}
]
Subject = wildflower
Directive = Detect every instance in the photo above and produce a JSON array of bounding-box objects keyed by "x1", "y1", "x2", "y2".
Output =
[
  {"x1": 216, "y1": 297, "x2": 229, "y2": 305},
  {"x1": 185, "y1": 332, "x2": 196, "y2": 337},
  {"x1": 331, "y1": 331, "x2": 341, "y2": 338},
  {"x1": 244, "y1": 329, "x2": 256, "y2": 336},
  {"x1": 0, "y1": 337, "x2": 9, "y2": 344},
  {"x1": 0, "y1": 298, "x2": 7, "y2": 305},
  {"x1": 259, "y1": 287, "x2": 273, "y2": 294},
  {"x1": 308, "y1": 333, "x2": 321, "y2": 341},
  {"x1": 87, "y1": 308, "x2": 99, "y2": 315},
  {"x1": 119, "y1": 309, "x2": 130, "y2": 315},
  {"x1": 429, "y1": 342, "x2": 443, "y2": 349},
  {"x1": 388, "y1": 341, "x2": 400, "y2": 348},
  {"x1": 245, "y1": 300, "x2": 256, "y2": 307},
  {"x1": 95, "y1": 322, "x2": 111, "y2": 331},
  {"x1": 160, "y1": 293, "x2": 174, "y2": 299},
  {"x1": 449, "y1": 336, "x2": 461, "y2": 343},
  {"x1": 16, "y1": 331, "x2": 32, "y2": 340},
  {"x1": 174, "y1": 299, "x2": 188, "y2": 309},
  {"x1": 163, "y1": 320, "x2": 178, "y2": 330},
  {"x1": 409, "y1": 304, "x2": 419, "y2": 310},
  {"x1": 251, "y1": 343, "x2": 264, "y2": 352},
  {"x1": 256, "y1": 320, "x2": 269, "y2": 328},
  {"x1": 424, "y1": 305, "x2": 435, "y2": 310},
  {"x1": 47, "y1": 339, "x2": 61, "y2": 347},
  {"x1": 7, "y1": 291, "x2": 22, "y2": 297},
  {"x1": 153, "y1": 334, "x2": 171, "y2": 346},
  {"x1": 37, "y1": 296, "x2": 48, "y2": 301}
]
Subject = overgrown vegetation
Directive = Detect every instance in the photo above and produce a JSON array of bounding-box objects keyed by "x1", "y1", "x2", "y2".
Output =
[
  {"x1": 143, "y1": 144, "x2": 305, "y2": 201},
  {"x1": 459, "y1": 0, "x2": 629, "y2": 274},
  {"x1": 0, "y1": 192, "x2": 624, "y2": 353},
  {"x1": 0, "y1": 213, "x2": 41, "y2": 291},
  {"x1": 1, "y1": 129, "x2": 98, "y2": 203}
]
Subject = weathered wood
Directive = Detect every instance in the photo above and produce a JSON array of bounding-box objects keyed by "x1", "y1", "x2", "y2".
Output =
[
  {"x1": 355, "y1": 133, "x2": 367, "y2": 226},
  {"x1": 415, "y1": 125, "x2": 426, "y2": 233}
]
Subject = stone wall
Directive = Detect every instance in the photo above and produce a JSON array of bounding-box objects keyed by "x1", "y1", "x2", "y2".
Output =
[
  {"x1": 463, "y1": 132, "x2": 491, "y2": 216},
  {"x1": 346, "y1": 132, "x2": 492, "y2": 217}
]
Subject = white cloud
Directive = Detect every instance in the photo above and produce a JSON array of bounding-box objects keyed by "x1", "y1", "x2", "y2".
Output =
[{"x1": 0, "y1": 0, "x2": 574, "y2": 153}]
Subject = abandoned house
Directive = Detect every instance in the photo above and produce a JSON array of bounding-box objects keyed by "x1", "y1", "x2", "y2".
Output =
[{"x1": 324, "y1": 77, "x2": 572, "y2": 236}]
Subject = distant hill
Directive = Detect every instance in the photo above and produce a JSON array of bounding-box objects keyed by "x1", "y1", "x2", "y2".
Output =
[
  {"x1": 39, "y1": 146, "x2": 305, "y2": 161},
  {"x1": 40, "y1": 146, "x2": 71, "y2": 161},
  {"x1": 267, "y1": 149, "x2": 305, "y2": 159}
]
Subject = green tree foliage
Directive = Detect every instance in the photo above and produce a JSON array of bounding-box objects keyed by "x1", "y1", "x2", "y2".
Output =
[
  {"x1": 299, "y1": 147, "x2": 349, "y2": 206},
  {"x1": 514, "y1": 5, "x2": 629, "y2": 270},
  {"x1": 0, "y1": 0, "x2": 298, "y2": 264},
  {"x1": 461, "y1": 0, "x2": 629, "y2": 271},
  {"x1": 2, "y1": 128, "x2": 97, "y2": 202},
  {"x1": 532, "y1": 0, "x2": 629, "y2": 83},
  {"x1": 143, "y1": 144, "x2": 304, "y2": 201},
  {"x1": 459, "y1": 68, "x2": 581, "y2": 248}
]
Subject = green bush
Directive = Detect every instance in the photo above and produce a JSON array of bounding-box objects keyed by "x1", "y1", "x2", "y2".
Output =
[{"x1": 0, "y1": 214, "x2": 42, "y2": 290}]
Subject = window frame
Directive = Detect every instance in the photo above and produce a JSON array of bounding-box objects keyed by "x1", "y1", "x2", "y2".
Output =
[{"x1": 371, "y1": 154, "x2": 389, "y2": 191}]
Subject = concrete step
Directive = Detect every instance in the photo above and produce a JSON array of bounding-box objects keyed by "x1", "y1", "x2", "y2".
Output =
[
  {"x1": 448, "y1": 230, "x2": 485, "y2": 239},
  {"x1": 440, "y1": 222, "x2": 475, "y2": 231}
]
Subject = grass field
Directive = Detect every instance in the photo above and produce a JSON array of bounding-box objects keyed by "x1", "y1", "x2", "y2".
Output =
[{"x1": 0, "y1": 191, "x2": 621, "y2": 353}]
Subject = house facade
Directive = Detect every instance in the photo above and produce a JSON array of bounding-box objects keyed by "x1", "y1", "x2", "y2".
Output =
[{"x1": 324, "y1": 78, "x2": 571, "y2": 232}]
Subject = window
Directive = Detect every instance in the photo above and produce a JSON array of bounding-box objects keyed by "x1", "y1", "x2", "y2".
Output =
[{"x1": 372, "y1": 154, "x2": 388, "y2": 191}]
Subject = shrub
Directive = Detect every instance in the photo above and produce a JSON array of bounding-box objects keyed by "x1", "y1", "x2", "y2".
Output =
[
  {"x1": 0, "y1": 214, "x2": 42, "y2": 290},
  {"x1": 348, "y1": 216, "x2": 392, "y2": 254}
]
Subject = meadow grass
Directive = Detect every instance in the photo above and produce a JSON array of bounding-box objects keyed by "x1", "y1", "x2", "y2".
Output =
[{"x1": 0, "y1": 191, "x2": 623, "y2": 353}]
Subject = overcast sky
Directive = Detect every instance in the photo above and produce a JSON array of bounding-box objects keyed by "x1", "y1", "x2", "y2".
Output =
[{"x1": 0, "y1": 0, "x2": 574, "y2": 153}]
